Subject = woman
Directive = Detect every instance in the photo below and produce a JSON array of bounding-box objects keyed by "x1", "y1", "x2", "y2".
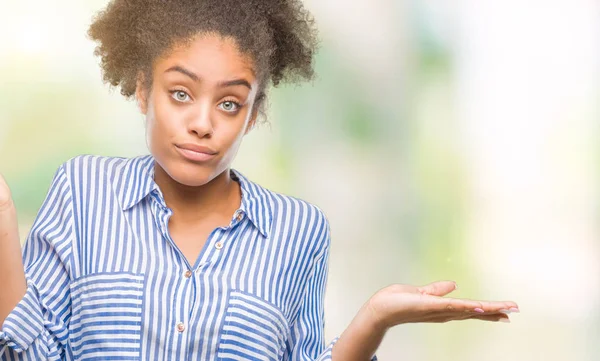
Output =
[{"x1": 0, "y1": 0, "x2": 518, "y2": 360}]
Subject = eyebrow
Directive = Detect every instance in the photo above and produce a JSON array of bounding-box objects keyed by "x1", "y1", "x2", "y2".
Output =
[{"x1": 164, "y1": 65, "x2": 252, "y2": 90}]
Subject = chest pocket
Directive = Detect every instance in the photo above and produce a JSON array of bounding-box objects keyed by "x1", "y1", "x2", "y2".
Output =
[
  {"x1": 217, "y1": 291, "x2": 290, "y2": 361},
  {"x1": 69, "y1": 272, "x2": 144, "y2": 360}
]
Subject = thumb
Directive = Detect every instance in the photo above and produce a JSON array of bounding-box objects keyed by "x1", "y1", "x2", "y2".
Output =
[{"x1": 418, "y1": 280, "x2": 458, "y2": 297}]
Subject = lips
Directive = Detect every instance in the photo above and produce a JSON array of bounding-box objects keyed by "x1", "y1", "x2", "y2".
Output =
[
  {"x1": 176, "y1": 143, "x2": 217, "y2": 155},
  {"x1": 175, "y1": 143, "x2": 218, "y2": 162}
]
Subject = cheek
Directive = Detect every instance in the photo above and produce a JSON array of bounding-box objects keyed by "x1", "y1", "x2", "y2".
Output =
[
  {"x1": 220, "y1": 115, "x2": 245, "y2": 142},
  {"x1": 146, "y1": 97, "x2": 175, "y2": 138},
  {"x1": 144, "y1": 102, "x2": 168, "y2": 152},
  {"x1": 219, "y1": 125, "x2": 247, "y2": 162}
]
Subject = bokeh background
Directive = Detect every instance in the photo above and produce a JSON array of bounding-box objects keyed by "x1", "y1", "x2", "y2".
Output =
[{"x1": 1, "y1": 0, "x2": 598, "y2": 360}]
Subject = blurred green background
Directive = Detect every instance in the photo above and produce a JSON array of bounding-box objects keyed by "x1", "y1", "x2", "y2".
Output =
[{"x1": 1, "y1": 0, "x2": 598, "y2": 360}]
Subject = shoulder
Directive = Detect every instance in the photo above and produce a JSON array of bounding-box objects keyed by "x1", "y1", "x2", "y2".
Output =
[
  {"x1": 60, "y1": 154, "x2": 134, "y2": 175},
  {"x1": 240, "y1": 173, "x2": 329, "y2": 228},
  {"x1": 238, "y1": 171, "x2": 331, "y2": 254},
  {"x1": 58, "y1": 154, "x2": 150, "y2": 183},
  {"x1": 268, "y1": 190, "x2": 330, "y2": 231},
  {"x1": 53, "y1": 155, "x2": 152, "y2": 205}
]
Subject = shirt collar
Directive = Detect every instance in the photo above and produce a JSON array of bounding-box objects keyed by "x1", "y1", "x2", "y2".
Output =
[
  {"x1": 117, "y1": 155, "x2": 272, "y2": 238},
  {"x1": 230, "y1": 168, "x2": 273, "y2": 238},
  {"x1": 117, "y1": 155, "x2": 157, "y2": 212}
]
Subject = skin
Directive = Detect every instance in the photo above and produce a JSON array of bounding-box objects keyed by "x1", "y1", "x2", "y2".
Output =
[
  {"x1": 0, "y1": 176, "x2": 25, "y2": 328},
  {"x1": 0, "y1": 32, "x2": 519, "y2": 358}
]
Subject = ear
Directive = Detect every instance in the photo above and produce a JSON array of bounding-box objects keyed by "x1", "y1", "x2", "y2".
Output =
[{"x1": 135, "y1": 72, "x2": 149, "y2": 115}]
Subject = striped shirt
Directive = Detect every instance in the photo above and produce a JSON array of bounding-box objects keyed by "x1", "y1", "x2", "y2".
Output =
[{"x1": 0, "y1": 154, "x2": 366, "y2": 361}]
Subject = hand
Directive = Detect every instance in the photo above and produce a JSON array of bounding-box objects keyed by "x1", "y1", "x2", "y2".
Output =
[
  {"x1": 0, "y1": 173, "x2": 14, "y2": 212},
  {"x1": 365, "y1": 281, "x2": 519, "y2": 330},
  {"x1": 0, "y1": 172, "x2": 25, "y2": 327}
]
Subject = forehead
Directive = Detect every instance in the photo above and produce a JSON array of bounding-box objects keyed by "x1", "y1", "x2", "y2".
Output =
[{"x1": 154, "y1": 33, "x2": 256, "y2": 80}]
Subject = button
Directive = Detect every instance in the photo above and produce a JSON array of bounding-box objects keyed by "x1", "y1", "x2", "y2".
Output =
[
  {"x1": 215, "y1": 241, "x2": 224, "y2": 250},
  {"x1": 235, "y1": 212, "x2": 244, "y2": 221},
  {"x1": 176, "y1": 322, "x2": 185, "y2": 332},
  {"x1": 184, "y1": 270, "x2": 192, "y2": 278}
]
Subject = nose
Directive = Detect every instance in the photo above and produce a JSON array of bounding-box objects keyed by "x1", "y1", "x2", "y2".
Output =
[{"x1": 187, "y1": 101, "x2": 214, "y2": 138}]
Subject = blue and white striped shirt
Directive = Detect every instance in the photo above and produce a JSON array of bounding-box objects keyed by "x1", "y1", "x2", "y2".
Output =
[{"x1": 0, "y1": 154, "x2": 347, "y2": 360}]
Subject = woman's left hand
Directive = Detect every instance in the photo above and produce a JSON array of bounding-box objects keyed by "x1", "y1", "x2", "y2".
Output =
[
  {"x1": 332, "y1": 280, "x2": 519, "y2": 360},
  {"x1": 365, "y1": 280, "x2": 518, "y2": 330}
]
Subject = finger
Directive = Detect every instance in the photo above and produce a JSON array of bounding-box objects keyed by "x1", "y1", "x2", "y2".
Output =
[
  {"x1": 418, "y1": 309, "x2": 508, "y2": 323},
  {"x1": 415, "y1": 299, "x2": 516, "y2": 324},
  {"x1": 428, "y1": 296, "x2": 484, "y2": 314},
  {"x1": 476, "y1": 300, "x2": 520, "y2": 314},
  {"x1": 440, "y1": 297, "x2": 519, "y2": 315},
  {"x1": 468, "y1": 313, "x2": 511, "y2": 323},
  {"x1": 499, "y1": 301, "x2": 520, "y2": 313},
  {"x1": 418, "y1": 280, "x2": 458, "y2": 297}
]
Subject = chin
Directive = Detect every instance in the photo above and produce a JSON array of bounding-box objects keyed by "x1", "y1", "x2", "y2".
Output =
[
  {"x1": 173, "y1": 165, "x2": 218, "y2": 187},
  {"x1": 156, "y1": 156, "x2": 216, "y2": 186},
  {"x1": 172, "y1": 173, "x2": 212, "y2": 187}
]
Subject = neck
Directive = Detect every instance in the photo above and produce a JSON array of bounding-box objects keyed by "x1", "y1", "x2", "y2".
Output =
[{"x1": 153, "y1": 164, "x2": 241, "y2": 223}]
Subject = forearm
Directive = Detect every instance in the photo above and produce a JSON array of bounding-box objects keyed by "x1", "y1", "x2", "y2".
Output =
[
  {"x1": 0, "y1": 200, "x2": 26, "y2": 326},
  {"x1": 331, "y1": 303, "x2": 387, "y2": 361}
]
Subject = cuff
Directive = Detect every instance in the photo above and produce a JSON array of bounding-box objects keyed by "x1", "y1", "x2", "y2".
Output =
[
  {"x1": 0, "y1": 280, "x2": 44, "y2": 352},
  {"x1": 316, "y1": 337, "x2": 378, "y2": 361}
]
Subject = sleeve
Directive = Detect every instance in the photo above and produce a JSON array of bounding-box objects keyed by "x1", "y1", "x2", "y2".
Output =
[
  {"x1": 285, "y1": 213, "x2": 377, "y2": 361},
  {"x1": 0, "y1": 164, "x2": 74, "y2": 360}
]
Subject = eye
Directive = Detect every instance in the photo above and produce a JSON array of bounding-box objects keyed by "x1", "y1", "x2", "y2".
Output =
[
  {"x1": 170, "y1": 90, "x2": 191, "y2": 103},
  {"x1": 219, "y1": 100, "x2": 241, "y2": 113}
]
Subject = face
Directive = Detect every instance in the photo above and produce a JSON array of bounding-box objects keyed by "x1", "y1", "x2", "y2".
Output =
[{"x1": 136, "y1": 32, "x2": 259, "y2": 187}]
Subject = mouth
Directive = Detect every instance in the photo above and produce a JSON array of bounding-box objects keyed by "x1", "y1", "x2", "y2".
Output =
[{"x1": 175, "y1": 143, "x2": 218, "y2": 162}]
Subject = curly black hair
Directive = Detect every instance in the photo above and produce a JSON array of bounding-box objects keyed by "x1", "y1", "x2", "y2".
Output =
[{"x1": 88, "y1": 0, "x2": 320, "y2": 122}]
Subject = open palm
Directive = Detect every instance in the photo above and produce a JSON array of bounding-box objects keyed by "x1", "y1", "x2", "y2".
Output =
[{"x1": 366, "y1": 281, "x2": 518, "y2": 328}]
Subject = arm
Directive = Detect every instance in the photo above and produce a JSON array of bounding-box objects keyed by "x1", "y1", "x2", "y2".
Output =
[
  {"x1": 0, "y1": 165, "x2": 74, "y2": 360},
  {"x1": 331, "y1": 306, "x2": 386, "y2": 361},
  {"x1": 285, "y1": 226, "x2": 336, "y2": 361},
  {"x1": 285, "y1": 215, "x2": 377, "y2": 361}
]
